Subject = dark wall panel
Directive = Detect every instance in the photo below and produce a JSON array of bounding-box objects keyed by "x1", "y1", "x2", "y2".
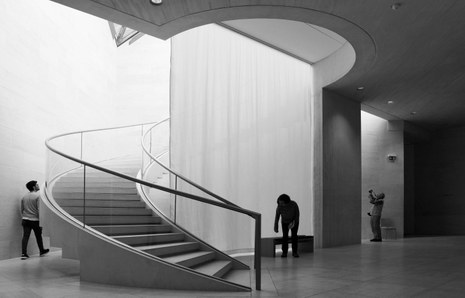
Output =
[
  {"x1": 321, "y1": 89, "x2": 361, "y2": 247},
  {"x1": 415, "y1": 126, "x2": 465, "y2": 235}
]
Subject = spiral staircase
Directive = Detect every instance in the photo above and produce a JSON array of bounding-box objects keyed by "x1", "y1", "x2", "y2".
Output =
[{"x1": 41, "y1": 121, "x2": 261, "y2": 292}]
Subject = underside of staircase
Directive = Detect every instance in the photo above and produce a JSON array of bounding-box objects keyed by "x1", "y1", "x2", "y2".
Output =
[{"x1": 43, "y1": 157, "x2": 251, "y2": 292}]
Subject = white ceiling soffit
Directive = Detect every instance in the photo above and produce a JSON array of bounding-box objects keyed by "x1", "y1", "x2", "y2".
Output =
[{"x1": 222, "y1": 19, "x2": 346, "y2": 64}]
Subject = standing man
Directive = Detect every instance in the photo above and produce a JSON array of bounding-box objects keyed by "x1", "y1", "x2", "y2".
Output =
[
  {"x1": 21, "y1": 180, "x2": 49, "y2": 260},
  {"x1": 368, "y1": 189, "x2": 385, "y2": 242},
  {"x1": 274, "y1": 194, "x2": 300, "y2": 258}
]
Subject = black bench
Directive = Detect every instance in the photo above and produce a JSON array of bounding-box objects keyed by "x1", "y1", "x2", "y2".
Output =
[{"x1": 261, "y1": 235, "x2": 314, "y2": 257}]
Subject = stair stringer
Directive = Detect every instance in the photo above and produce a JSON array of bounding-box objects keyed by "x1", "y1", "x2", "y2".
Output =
[{"x1": 40, "y1": 187, "x2": 250, "y2": 292}]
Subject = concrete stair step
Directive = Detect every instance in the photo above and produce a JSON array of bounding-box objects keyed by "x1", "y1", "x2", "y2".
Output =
[
  {"x1": 192, "y1": 260, "x2": 233, "y2": 278},
  {"x1": 59, "y1": 176, "x2": 136, "y2": 183},
  {"x1": 56, "y1": 182, "x2": 136, "y2": 188},
  {"x1": 113, "y1": 233, "x2": 185, "y2": 246},
  {"x1": 52, "y1": 193, "x2": 141, "y2": 200},
  {"x1": 91, "y1": 224, "x2": 172, "y2": 236},
  {"x1": 163, "y1": 251, "x2": 216, "y2": 268},
  {"x1": 53, "y1": 187, "x2": 137, "y2": 194},
  {"x1": 63, "y1": 206, "x2": 152, "y2": 216},
  {"x1": 56, "y1": 199, "x2": 145, "y2": 208},
  {"x1": 222, "y1": 269, "x2": 251, "y2": 287},
  {"x1": 74, "y1": 215, "x2": 161, "y2": 225},
  {"x1": 65, "y1": 171, "x2": 138, "y2": 178},
  {"x1": 138, "y1": 241, "x2": 199, "y2": 257}
]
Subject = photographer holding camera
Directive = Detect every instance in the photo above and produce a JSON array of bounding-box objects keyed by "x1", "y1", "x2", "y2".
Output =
[{"x1": 368, "y1": 189, "x2": 385, "y2": 242}]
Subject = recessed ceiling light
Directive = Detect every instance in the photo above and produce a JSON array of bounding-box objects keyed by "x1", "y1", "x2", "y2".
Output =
[
  {"x1": 391, "y1": 3, "x2": 401, "y2": 10},
  {"x1": 410, "y1": 111, "x2": 417, "y2": 115},
  {"x1": 150, "y1": 0, "x2": 163, "y2": 5},
  {"x1": 387, "y1": 100, "x2": 394, "y2": 104},
  {"x1": 356, "y1": 86, "x2": 365, "y2": 91}
]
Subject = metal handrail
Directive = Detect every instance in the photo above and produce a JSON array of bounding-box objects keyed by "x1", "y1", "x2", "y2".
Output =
[{"x1": 45, "y1": 121, "x2": 262, "y2": 290}]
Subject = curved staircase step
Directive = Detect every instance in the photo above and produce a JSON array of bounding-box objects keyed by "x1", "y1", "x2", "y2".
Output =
[
  {"x1": 222, "y1": 269, "x2": 251, "y2": 286},
  {"x1": 52, "y1": 193, "x2": 141, "y2": 200},
  {"x1": 113, "y1": 232, "x2": 185, "y2": 246},
  {"x1": 138, "y1": 241, "x2": 200, "y2": 257},
  {"x1": 53, "y1": 187, "x2": 138, "y2": 194},
  {"x1": 91, "y1": 224, "x2": 172, "y2": 236},
  {"x1": 59, "y1": 177, "x2": 136, "y2": 183},
  {"x1": 56, "y1": 199, "x2": 146, "y2": 208},
  {"x1": 163, "y1": 251, "x2": 216, "y2": 268},
  {"x1": 192, "y1": 260, "x2": 233, "y2": 278},
  {"x1": 74, "y1": 215, "x2": 161, "y2": 225},
  {"x1": 63, "y1": 206, "x2": 152, "y2": 216}
]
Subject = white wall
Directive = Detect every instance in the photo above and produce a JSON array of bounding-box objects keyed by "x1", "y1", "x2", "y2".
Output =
[
  {"x1": 170, "y1": 24, "x2": 313, "y2": 252},
  {"x1": 361, "y1": 112, "x2": 404, "y2": 239},
  {"x1": 0, "y1": 0, "x2": 170, "y2": 260}
]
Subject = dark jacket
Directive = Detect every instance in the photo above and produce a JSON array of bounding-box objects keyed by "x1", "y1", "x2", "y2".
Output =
[{"x1": 274, "y1": 200, "x2": 300, "y2": 230}]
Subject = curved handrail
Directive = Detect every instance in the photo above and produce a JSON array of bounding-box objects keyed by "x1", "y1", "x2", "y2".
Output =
[
  {"x1": 45, "y1": 129, "x2": 259, "y2": 217},
  {"x1": 44, "y1": 121, "x2": 262, "y2": 290}
]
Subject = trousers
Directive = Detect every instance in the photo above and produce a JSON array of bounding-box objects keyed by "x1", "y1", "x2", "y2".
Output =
[
  {"x1": 370, "y1": 215, "x2": 382, "y2": 240},
  {"x1": 22, "y1": 219, "x2": 45, "y2": 254},
  {"x1": 281, "y1": 221, "x2": 299, "y2": 255}
]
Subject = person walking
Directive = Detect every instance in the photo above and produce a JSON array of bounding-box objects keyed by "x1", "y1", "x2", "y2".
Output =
[
  {"x1": 274, "y1": 194, "x2": 300, "y2": 258},
  {"x1": 21, "y1": 180, "x2": 49, "y2": 260}
]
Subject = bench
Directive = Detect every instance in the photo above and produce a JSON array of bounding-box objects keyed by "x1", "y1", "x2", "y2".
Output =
[{"x1": 261, "y1": 235, "x2": 314, "y2": 257}]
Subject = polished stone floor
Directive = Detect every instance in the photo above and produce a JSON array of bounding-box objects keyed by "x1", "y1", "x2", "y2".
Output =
[{"x1": 1, "y1": 236, "x2": 465, "y2": 297}]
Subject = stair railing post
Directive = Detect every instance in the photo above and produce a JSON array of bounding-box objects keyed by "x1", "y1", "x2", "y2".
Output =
[
  {"x1": 80, "y1": 132, "x2": 83, "y2": 163},
  {"x1": 83, "y1": 164, "x2": 86, "y2": 229},
  {"x1": 254, "y1": 213, "x2": 261, "y2": 290},
  {"x1": 174, "y1": 175, "x2": 178, "y2": 224},
  {"x1": 141, "y1": 125, "x2": 144, "y2": 177}
]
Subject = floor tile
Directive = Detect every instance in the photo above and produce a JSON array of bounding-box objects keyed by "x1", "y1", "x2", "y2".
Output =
[{"x1": 1, "y1": 236, "x2": 465, "y2": 297}]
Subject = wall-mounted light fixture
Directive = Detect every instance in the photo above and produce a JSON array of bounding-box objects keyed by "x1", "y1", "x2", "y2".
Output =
[
  {"x1": 387, "y1": 154, "x2": 397, "y2": 162},
  {"x1": 391, "y1": 3, "x2": 402, "y2": 10},
  {"x1": 150, "y1": 0, "x2": 163, "y2": 5}
]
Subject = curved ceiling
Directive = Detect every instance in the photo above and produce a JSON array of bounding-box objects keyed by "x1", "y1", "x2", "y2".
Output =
[
  {"x1": 49, "y1": 0, "x2": 465, "y2": 131},
  {"x1": 222, "y1": 19, "x2": 346, "y2": 64}
]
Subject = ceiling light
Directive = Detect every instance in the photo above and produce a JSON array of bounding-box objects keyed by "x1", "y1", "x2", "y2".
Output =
[
  {"x1": 391, "y1": 3, "x2": 401, "y2": 10},
  {"x1": 387, "y1": 100, "x2": 394, "y2": 104},
  {"x1": 356, "y1": 86, "x2": 365, "y2": 91},
  {"x1": 410, "y1": 111, "x2": 417, "y2": 115},
  {"x1": 150, "y1": 0, "x2": 163, "y2": 5}
]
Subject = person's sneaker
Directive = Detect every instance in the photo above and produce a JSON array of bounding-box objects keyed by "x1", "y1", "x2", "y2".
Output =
[
  {"x1": 21, "y1": 254, "x2": 29, "y2": 260},
  {"x1": 370, "y1": 239, "x2": 382, "y2": 242},
  {"x1": 292, "y1": 253, "x2": 300, "y2": 258},
  {"x1": 40, "y1": 249, "x2": 50, "y2": 256},
  {"x1": 280, "y1": 253, "x2": 287, "y2": 258}
]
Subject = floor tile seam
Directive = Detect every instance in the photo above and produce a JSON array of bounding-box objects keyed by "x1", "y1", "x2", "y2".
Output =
[
  {"x1": 303, "y1": 282, "x2": 375, "y2": 298},
  {"x1": 409, "y1": 279, "x2": 460, "y2": 298},
  {"x1": 266, "y1": 268, "x2": 280, "y2": 296},
  {"x1": 354, "y1": 279, "x2": 432, "y2": 292}
]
